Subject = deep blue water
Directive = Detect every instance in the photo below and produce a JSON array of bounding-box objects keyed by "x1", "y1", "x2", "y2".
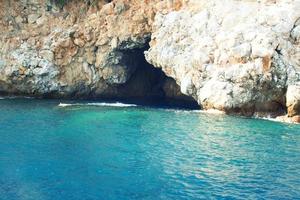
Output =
[{"x1": 0, "y1": 99, "x2": 300, "y2": 200}]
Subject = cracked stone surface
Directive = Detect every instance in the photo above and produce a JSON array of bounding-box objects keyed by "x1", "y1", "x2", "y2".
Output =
[
  {"x1": 1, "y1": 0, "x2": 300, "y2": 121},
  {"x1": 146, "y1": 0, "x2": 300, "y2": 117}
]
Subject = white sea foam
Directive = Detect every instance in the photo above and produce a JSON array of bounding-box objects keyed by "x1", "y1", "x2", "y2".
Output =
[
  {"x1": 171, "y1": 108, "x2": 224, "y2": 115},
  {"x1": 0, "y1": 96, "x2": 34, "y2": 99},
  {"x1": 264, "y1": 118, "x2": 281, "y2": 122},
  {"x1": 252, "y1": 114, "x2": 298, "y2": 124},
  {"x1": 58, "y1": 102, "x2": 138, "y2": 108},
  {"x1": 198, "y1": 109, "x2": 225, "y2": 114}
]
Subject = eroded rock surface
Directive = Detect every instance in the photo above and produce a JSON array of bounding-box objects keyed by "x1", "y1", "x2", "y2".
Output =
[
  {"x1": 146, "y1": 0, "x2": 300, "y2": 117},
  {"x1": 0, "y1": 0, "x2": 300, "y2": 121},
  {"x1": 287, "y1": 83, "x2": 300, "y2": 117},
  {"x1": 0, "y1": 0, "x2": 184, "y2": 99}
]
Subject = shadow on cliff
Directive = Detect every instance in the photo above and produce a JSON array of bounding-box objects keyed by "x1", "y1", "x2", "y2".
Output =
[{"x1": 93, "y1": 45, "x2": 200, "y2": 109}]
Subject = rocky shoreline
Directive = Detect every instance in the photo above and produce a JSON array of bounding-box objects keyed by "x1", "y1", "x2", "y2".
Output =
[{"x1": 0, "y1": 0, "x2": 299, "y2": 123}]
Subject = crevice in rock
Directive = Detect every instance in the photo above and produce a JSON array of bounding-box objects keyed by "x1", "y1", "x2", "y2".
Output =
[{"x1": 275, "y1": 45, "x2": 283, "y2": 56}]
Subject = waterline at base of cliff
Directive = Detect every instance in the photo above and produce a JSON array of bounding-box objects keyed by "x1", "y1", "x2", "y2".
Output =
[{"x1": 1, "y1": 0, "x2": 300, "y2": 122}]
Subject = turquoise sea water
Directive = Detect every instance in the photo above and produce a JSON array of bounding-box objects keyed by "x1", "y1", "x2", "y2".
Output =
[{"x1": 0, "y1": 99, "x2": 300, "y2": 200}]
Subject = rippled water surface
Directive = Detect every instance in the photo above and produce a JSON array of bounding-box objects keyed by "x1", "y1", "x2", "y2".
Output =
[{"x1": 0, "y1": 99, "x2": 300, "y2": 200}]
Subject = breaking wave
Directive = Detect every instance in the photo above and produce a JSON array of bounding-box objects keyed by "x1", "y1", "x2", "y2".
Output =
[{"x1": 58, "y1": 102, "x2": 138, "y2": 108}]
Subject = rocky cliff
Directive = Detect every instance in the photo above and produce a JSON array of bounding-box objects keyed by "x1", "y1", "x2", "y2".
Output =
[{"x1": 0, "y1": 0, "x2": 300, "y2": 122}]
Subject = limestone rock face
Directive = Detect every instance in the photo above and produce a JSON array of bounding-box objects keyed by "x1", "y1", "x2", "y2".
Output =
[
  {"x1": 287, "y1": 83, "x2": 300, "y2": 117},
  {"x1": 1, "y1": 0, "x2": 300, "y2": 121},
  {"x1": 0, "y1": 0, "x2": 180, "y2": 98},
  {"x1": 146, "y1": 0, "x2": 300, "y2": 116}
]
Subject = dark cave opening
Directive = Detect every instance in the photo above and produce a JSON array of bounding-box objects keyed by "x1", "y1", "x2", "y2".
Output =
[{"x1": 105, "y1": 46, "x2": 200, "y2": 109}]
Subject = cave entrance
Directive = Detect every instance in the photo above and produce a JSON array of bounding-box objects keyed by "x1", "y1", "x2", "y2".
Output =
[{"x1": 111, "y1": 45, "x2": 200, "y2": 109}]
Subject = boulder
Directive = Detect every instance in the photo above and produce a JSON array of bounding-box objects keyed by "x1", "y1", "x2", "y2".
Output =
[{"x1": 287, "y1": 84, "x2": 300, "y2": 117}]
